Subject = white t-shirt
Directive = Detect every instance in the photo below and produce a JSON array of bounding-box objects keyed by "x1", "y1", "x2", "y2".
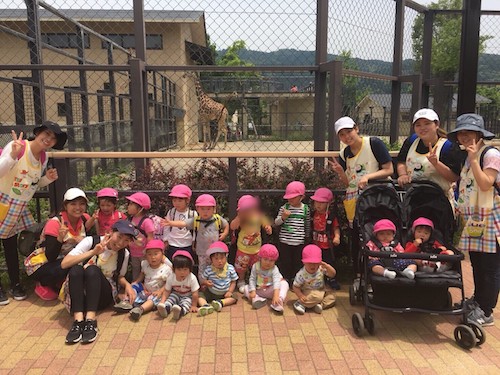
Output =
[
  {"x1": 141, "y1": 258, "x2": 172, "y2": 292},
  {"x1": 164, "y1": 272, "x2": 199, "y2": 296},
  {"x1": 163, "y1": 208, "x2": 196, "y2": 247},
  {"x1": 67, "y1": 235, "x2": 129, "y2": 279}
]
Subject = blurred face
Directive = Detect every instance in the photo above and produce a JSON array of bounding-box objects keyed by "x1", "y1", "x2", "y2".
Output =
[
  {"x1": 35, "y1": 129, "x2": 57, "y2": 150},
  {"x1": 287, "y1": 196, "x2": 303, "y2": 207},
  {"x1": 99, "y1": 199, "x2": 116, "y2": 215},
  {"x1": 210, "y1": 252, "x2": 227, "y2": 269},
  {"x1": 260, "y1": 257, "x2": 276, "y2": 270},
  {"x1": 145, "y1": 248, "x2": 164, "y2": 268},
  {"x1": 414, "y1": 226, "x2": 432, "y2": 242},
  {"x1": 174, "y1": 267, "x2": 191, "y2": 281},
  {"x1": 375, "y1": 230, "x2": 395, "y2": 244},
  {"x1": 109, "y1": 232, "x2": 133, "y2": 251},
  {"x1": 64, "y1": 198, "x2": 87, "y2": 219},
  {"x1": 413, "y1": 119, "x2": 439, "y2": 143},
  {"x1": 238, "y1": 207, "x2": 258, "y2": 220},
  {"x1": 313, "y1": 201, "x2": 328, "y2": 213},
  {"x1": 127, "y1": 202, "x2": 142, "y2": 216},
  {"x1": 172, "y1": 197, "x2": 189, "y2": 211},
  {"x1": 196, "y1": 205, "x2": 215, "y2": 220},
  {"x1": 337, "y1": 126, "x2": 360, "y2": 146},
  {"x1": 304, "y1": 262, "x2": 320, "y2": 274},
  {"x1": 456, "y1": 130, "x2": 482, "y2": 147}
]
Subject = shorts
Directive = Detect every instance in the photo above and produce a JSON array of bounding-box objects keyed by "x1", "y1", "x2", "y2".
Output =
[
  {"x1": 368, "y1": 258, "x2": 415, "y2": 271},
  {"x1": 132, "y1": 283, "x2": 162, "y2": 306},
  {"x1": 200, "y1": 289, "x2": 238, "y2": 302},
  {"x1": 234, "y1": 250, "x2": 259, "y2": 274}
]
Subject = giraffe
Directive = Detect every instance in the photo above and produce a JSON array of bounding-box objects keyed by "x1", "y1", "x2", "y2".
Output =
[{"x1": 183, "y1": 72, "x2": 228, "y2": 150}]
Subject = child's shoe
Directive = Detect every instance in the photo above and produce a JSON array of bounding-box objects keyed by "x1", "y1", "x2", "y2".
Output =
[
  {"x1": 401, "y1": 268, "x2": 415, "y2": 279},
  {"x1": 171, "y1": 305, "x2": 183, "y2": 321},
  {"x1": 211, "y1": 300, "x2": 223, "y2": 312},
  {"x1": 198, "y1": 304, "x2": 214, "y2": 316},
  {"x1": 252, "y1": 296, "x2": 267, "y2": 310},
  {"x1": 293, "y1": 301, "x2": 306, "y2": 315},
  {"x1": 271, "y1": 299, "x2": 284, "y2": 314},
  {"x1": 129, "y1": 307, "x2": 143, "y2": 321},
  {"x1": 313, "y1": 304, "x2": 323, "y2": 314},
  {"x1": 238, "y1": 283, "x2": 247, "y2": 294},
  {"x1": 114, "y1": 300, "x2": 134, "y2": 313},
  {"x1": 34, "y1": 283, "x2": 58, "y2": 301},
  {"x1": 157, "y1": 303, "x2": 170, "y2": 318}
]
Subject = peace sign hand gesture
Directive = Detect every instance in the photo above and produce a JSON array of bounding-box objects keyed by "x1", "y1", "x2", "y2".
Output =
[
  {"x1": 328, "y1": 157, "x2": 344, "y2": 175},
  {"x1": 426, "y1": 142, "x2": 438, "y2": 166},
  {"x1": 93, "y1": 233, "x2": 111, "y2": 255},
  {"x1": 9, "y1": 130, "x2": 24, "y2": 159},
  {"x1": 466, "y1": 137, "x2": 481, "y2": 160}
]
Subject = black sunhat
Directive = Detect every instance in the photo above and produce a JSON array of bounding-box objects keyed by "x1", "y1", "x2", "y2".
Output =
[
  {"x1": 33, "y1": 121, "x2": 68, "y2": 150},
  {"x1": 112, "y1": 220, "x2": 139, "y2": 238}
]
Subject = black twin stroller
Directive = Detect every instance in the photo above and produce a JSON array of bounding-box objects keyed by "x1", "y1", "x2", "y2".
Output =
[{"x1": 349, "y1": 181, "x2": 485, "y2": 349}]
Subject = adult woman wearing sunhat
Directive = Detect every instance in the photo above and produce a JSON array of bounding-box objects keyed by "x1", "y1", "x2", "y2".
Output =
[
  {"x1": 448, "y1": 113, "x2": 500, "y2": 327},
  {"x1": 0, "y1": 121, "x2": 67, "y2": 305}
]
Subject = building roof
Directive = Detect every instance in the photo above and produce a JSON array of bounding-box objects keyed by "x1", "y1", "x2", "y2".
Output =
[
  {"x1": 0, "y1": 9, "x2": 204, "y2": 23},
  {"x1": 361, "y1": 93, "x2": 491, "y2": 111}
]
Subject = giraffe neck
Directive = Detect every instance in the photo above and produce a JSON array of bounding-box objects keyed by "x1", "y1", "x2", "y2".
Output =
[{"x1": 194, "y1": 79, "x2": 207, "y2": 102}]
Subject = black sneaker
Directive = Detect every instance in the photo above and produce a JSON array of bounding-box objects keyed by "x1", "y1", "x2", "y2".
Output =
[
  {"x1": 81, "y1": 319, "x2": 98, "y2": 344},
  {"x1": 9, "y1": 283, "x2": 27, "y2": 301},
  {"x1": 65, "y1": 320, "x2": 84, "y2": 344},
  {"x1": 0, "y1": 286, "x2": 10, "y2": 306}
]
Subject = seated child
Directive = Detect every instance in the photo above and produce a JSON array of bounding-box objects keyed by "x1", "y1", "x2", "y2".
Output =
[
  {"x1": 242, "y1": 244, "x2": 289, "y2": 313},
  {"x1": 157, "y1": 250, "x2": 199, "y2": 320},
  {"x1": 404, "y1": 217, "x2": 454, "y2": 272},
  {"x1": 198, "y1": 241, "x2": 239, "y2": 316},
  {"x1": 366, "y1": 219, "x2": 417, "y2": 279},
  {"x1": 293, "y1": 244, "x2": 337, "y2": 315}
]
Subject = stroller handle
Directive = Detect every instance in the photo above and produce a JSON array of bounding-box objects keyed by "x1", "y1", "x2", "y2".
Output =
[
  {"x1": 367, "y1": 178, "x2": 394, "y2": 185},
  {"x1": 363, "y1": 248, "x2": 464, "y2": 262}
]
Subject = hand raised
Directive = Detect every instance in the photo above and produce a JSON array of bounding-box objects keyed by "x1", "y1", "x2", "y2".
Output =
[
  {"x1": 45, "y1": 168, "x2": 58, "y2": 181},
  {"x1": 328, "y1": 158, "x2": 344, "y2": 174},
  {"x1": 427, "y1": 142, "x2": 438, "y2": 166},
  {"x1": 9, "y1": 130, "x2": 24, "y2": 159},
  {"x1": 466, "y1": 137, "x2": 481, "y2": 159}
]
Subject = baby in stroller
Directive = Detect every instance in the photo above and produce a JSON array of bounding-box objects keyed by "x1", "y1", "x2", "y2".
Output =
[
  {"x1": 366, "y1": 219, "x2": 417, "y2": 279},
  {"x1": 404, "y1": 217, "x2": 454, "y2": 273}
]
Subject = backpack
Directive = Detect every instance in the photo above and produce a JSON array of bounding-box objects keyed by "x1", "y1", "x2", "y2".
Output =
[
  {"x1": 0, "y1": 140, "x2": 47, "y2": 165},
  {"x1": 193, "y1": 214, "x2": 224, "y2": 250},
  {"x1": 92, "y1": 235, "x2": 126, "y2": 284},
  {"x1": 132, "y1": 214, "x2": 164, "y2": 240},
  {"x1": 479, "y1": 146, "x2": 500, "y2": 195},
  {"x1": 166, "y1": 208, "x2": 195, "y2": 232},
  {"x1": 18, "y1": 215, "x2": 88, "y2": 257}
]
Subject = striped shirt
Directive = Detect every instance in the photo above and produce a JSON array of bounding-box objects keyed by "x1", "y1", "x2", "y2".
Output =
[
  {"x1": 202, "y1": 263, "x2": 238, "y2": 295},
  {"x1": 275, "y1": 203, "x2": 310, "y2": 245}
]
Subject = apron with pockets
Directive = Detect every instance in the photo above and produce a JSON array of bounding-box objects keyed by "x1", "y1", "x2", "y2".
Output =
[
  {"x1": 457, "y1": 145, "x2": 500, "y2": 254},
  {"x1": 0, "y1": 141, "x2": 42, "y2": 239}
]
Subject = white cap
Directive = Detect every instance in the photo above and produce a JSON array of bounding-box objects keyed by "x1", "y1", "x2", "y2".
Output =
[
  {"x1": 334, "y1": 116, "x2": 356, "y2": 134},
  {"x1": 412, "y1": 108, "x2": 439, "y2": 124},
  {"x1": 63, "y1": 188, "x2": 88, "y2": 202}
]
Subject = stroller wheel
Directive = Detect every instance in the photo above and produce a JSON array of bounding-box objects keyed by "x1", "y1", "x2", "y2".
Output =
[
  {"x1": 364, "y1": 314, "x2": 375, "y2": 335},
  {"x1": 349, "y1": 285, "x2": 357, "y2": 305},
  {"x1": 454, "y1": 324, "x2": 476, "y2": 349},
  {"x1": 466, "y1": 322, "x2": 486, "y2": 346},
  {"x1": 352, "y1": 312, "x2": 364, "y2": 337}
]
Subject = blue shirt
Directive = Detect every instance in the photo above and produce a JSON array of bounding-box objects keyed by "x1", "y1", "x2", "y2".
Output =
[{"x1": 202, "y1": 263, "x2": 238, "y2": 295}]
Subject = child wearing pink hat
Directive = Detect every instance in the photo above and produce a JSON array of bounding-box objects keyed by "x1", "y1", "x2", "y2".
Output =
[
  {"x1": 404, "y1": 217, "x2": 454, "y2": 272},
  {"x1": 242, "y1": 244, "x2": 289, "y2": 313},
  {"x1": 198, "y1": 241, "x2": 238, "y2": 316},
  {"x1": 293, "y1": 244, "x2": 337, "y2": 314},
  {"x1": 126, "y1": 192, "x2": 155, "y2": 280},
  {"x1": 114, "y1": 239, "x2": 172, "y2": 321},
  {"x1": 163, "y1": 184, "x2": 196, "y2": 260},
  {"x1": 85, "y1": 188, "x2": 126, "y2": 236},
  {"x1": 158, "y1": 250, "x2": 200, "y2": 320},
  {"x1": 366, "y1": 219, "x2": 417, "y2": 279},
  {"x1": 275, "y1": 181, "x2": 311, "y2": 282},
  {"x1": 310, "y1": 187, "x2": 341, "y2": 289},
  {"x1": 230, "y1": 195, "x2": 272, "y2": 290}
]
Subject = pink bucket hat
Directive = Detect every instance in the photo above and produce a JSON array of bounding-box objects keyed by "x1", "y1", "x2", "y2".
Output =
[
  {"x1": 259, "y1": 244, "x2": 279, "y2": 261},
  {"x1": 373, "y1": 219, "x2": 396, "y2": 234},
  {"x1": 302, "y1": 244, "x2": 322, "y2": 264},
  {"x1": 237, "y1": 195, "x2": 258, "y2": 211},
  {"x1": 206, "y1": 241, "x2": 229, "y2": 257},
  {"x1": 412, "y1": 217, "x2": 434, "y2": 230},
  {"x1": 169, "y1": 184, "x2": 192, "y2": 199},
  {"x1": 310, "y1": 187, "x2": 333, "y2": 203},
  {"x1": 195, "y1": 194, "x2": 216, "y2": 207},
  {"x1": 96, "y1": 187, "x2": 118, "y2": 199},
  {"x1": 126, "y1": 192, "x2": 151, "y2": 210},
  {"x1": 172, "y1": 250, "x2": 194, "y2": 264},
  {"x1": 144, "y1": 239, "x2": 165, "y2": 253},
  {"x1": 284, "y1": 181, "x2": 306, "y2": 199}
]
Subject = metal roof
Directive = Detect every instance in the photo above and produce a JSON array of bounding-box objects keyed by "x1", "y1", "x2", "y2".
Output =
[{"x1": 0, "y1": 9, "x2": 204, "y2": 22}]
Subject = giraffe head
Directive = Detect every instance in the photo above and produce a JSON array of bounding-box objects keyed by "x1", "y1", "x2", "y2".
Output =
[{"x1": 182, "y1": 71, "x2": 198, "y2": 80}]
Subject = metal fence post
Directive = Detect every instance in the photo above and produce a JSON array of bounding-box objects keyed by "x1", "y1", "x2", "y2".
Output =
[
  {"x1": 390, "y1": 0, "x2": 405, "y2": 144},
  {"x1": 457, "y1": 0, "x2": 482, "y2": 115},
  {"x1": 49, "y1": 158, "x2": 69, "y2": 214},
  {"x1": 421, "y1": 10, "x2": 434, "y2": 107},
  {"x1": 130, "y1": 58, "x2": 148, "y2": 175},
  {"x1": 228, "y1": 157, "x2": 238, "y2": 220},
  {"x1": 327, "y1": 61, "x2": 342, "y2": 151},
  {"x1": 410, "y1": 74, "x2": 423, "y2": 135}
]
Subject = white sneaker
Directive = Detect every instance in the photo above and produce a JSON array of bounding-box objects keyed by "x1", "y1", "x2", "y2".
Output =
[
  {"x1": 157, "y1": 303, "x2": 170, "y2": 318},
  {"x1": 293, "y1": 301, "x2": 306, "y2": 315},
  {"x1": 238, "y1": 284, "x2": 247, "y2": 294},
  {"x1": 313, "y1": 304, "x2": 323, "y2": 314},
  {"x1": 172, "y1": 305, "x2": 182, "y2": 321}
]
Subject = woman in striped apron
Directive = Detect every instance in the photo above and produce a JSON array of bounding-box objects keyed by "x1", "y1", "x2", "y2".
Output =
[
  {"x1": 0, "y1": 122, "x2": 66, "y2": 305},
  {"x1": 448, "y1": 114, "x2": 500, "y2": 327}
]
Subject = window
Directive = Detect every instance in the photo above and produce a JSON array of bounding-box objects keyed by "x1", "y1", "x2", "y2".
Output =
[
  {"x1": 101, "y1": 34, "x2": 163, "y2": 50},
  {"x1": 57, "y1": 103, "x2": 67, "y2": 117},
  {"x1": 41, "y1": 33, "x2": 90, "y2": 49}
]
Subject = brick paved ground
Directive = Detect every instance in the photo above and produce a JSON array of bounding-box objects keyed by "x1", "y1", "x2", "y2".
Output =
[{"x1": 0, "y1": 259, "x2": 499, "y2": 375}]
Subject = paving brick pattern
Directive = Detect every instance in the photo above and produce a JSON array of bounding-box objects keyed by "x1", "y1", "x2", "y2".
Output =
[{"x1": 0, "y1": 260, "x2": 499, "y2": 374}]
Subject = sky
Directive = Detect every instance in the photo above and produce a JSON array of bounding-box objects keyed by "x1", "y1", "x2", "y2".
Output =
[{"x1": 0, "y1": 0, "x2": 499, "y2": 61}]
